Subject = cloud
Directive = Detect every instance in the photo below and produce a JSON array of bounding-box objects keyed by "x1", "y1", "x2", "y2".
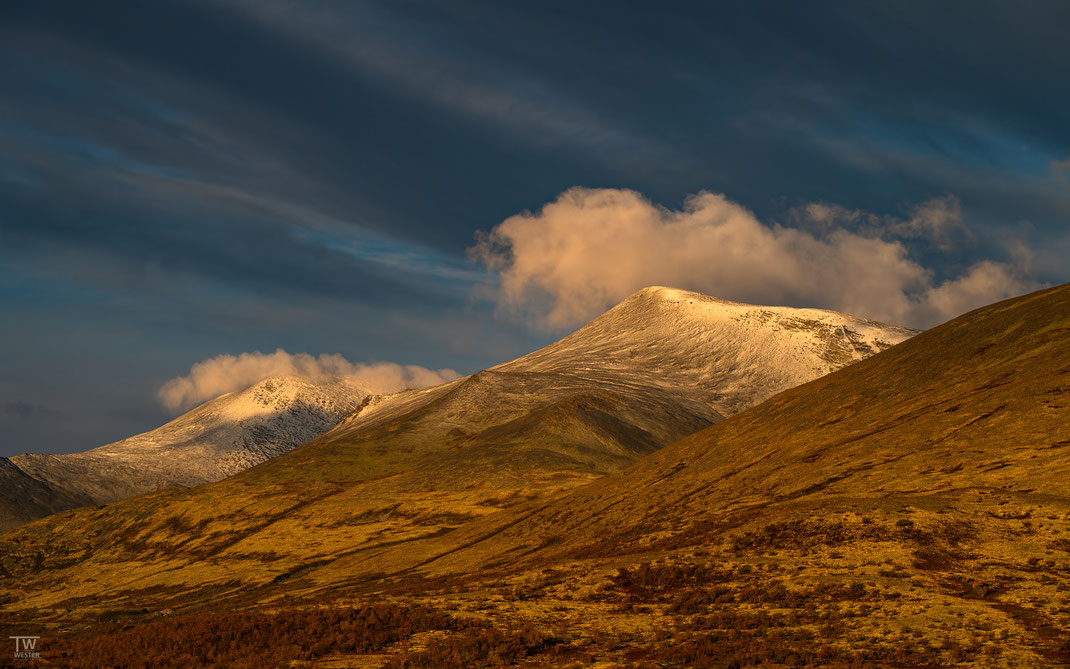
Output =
[
  {"x1": 470, "y1": 187, "x2": 1038, "y2": 330},
  {"x1": 800, "y1": 195, "x2": 967, "y2": 251},
  {"x1": 220, "y1": 0, "x2": 665, "y2": 163},
  {"x1": 158, "y1": 349, "x2": 460, "y2": 412},
  {"x1": 908, "y1": 261, "x2": 1032, "y2": 328}
]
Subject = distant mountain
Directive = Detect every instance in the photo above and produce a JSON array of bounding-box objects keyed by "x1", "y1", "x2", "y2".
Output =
[
  {"x1": 0, "y1": 376, "x2": 368, "y2": 530},
  {"x1": 0, "y1": 286, "x2": 914, "y2": 608}
]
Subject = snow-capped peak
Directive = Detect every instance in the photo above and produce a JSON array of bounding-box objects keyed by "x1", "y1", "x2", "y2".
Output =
[
  {"x1": 212, "y1": 375, "x2": 370, "y2": 423},
  {"x1": 9, "y1": 375, "x2": 370, "y2": 506},
  {"x1": 497, "y1": 286, "x2": 918, "y2": 417}
]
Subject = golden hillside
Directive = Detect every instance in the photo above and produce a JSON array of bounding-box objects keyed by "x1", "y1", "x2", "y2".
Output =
[{"x1": 4, "y1": 285, "x2": 1067, "y2": 667}]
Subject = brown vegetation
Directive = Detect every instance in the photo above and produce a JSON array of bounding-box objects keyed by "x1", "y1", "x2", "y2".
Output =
[
  {"x1": 33, "y1": 603, "x2": 483, "y2": 669},
  {"x1": 386, "y1": 624, "x2": 562, "y2": 668}
]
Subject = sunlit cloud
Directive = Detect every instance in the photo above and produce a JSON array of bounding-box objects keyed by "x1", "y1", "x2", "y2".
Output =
[
  {"x1": 799, "y1": 195, "x2": 969, "y2": 252},
  {"x1": 158, "y1": 349, "x2": 460, "y2": 412},
  {"x1": 471, "y1": 188, "x2": 1039, "y2": 330}
]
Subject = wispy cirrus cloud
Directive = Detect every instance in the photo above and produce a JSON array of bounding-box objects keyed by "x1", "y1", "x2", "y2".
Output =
[
  {"x1": 0, "y1": 41, "x2": 484, "y2": 304},
  {"x1": 3, "y1": 0, "x2": 1068, "y2": 458},
  {"x1": 3, "y1": 401, "x2": 59, "y2": 420},
  {"x1": 214, "y1": 0, "x2": 670, "y2": 165}
]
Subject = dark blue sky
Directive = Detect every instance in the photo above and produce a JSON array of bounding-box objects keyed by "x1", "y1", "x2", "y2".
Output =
[{"x1": 2, "y1": 0, "x2": 1068, "y2": 455}]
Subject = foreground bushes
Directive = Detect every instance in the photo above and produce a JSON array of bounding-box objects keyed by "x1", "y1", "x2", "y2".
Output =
[
  {"x1": 37, "y1": 603, "x2": 484, "y2": 668},
  {"x1": 386, "y1": 624, "x2": 562, "y2": 668}
]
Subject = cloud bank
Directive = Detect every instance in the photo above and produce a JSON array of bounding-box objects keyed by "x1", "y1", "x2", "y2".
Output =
[
  {"x1": 470, "y1": 188, "x2": 1037, "y2": 330},
  {"x1": 158, "y1": 349, "x2": 460, "y2": 412}
]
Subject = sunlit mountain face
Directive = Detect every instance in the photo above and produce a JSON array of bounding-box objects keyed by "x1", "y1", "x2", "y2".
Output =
[{"x1": 1, "y1": 1, "x2": 1068, "y2": 666}]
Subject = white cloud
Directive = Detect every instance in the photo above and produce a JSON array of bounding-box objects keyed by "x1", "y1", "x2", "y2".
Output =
[
  {"x1": 908, "y1": 261, "x2": 1030, "y2": 327},
  {"x1": 471, "y1": 187, "x2": 1038, "y2": 330},
  {"x1": 158, "y1": 349, "x2": 460, "y2": 412}
]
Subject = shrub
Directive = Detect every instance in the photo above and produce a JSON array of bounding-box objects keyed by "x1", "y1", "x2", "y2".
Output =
[
  {"x1": 386, "y1": 623, "x2": 561, "y2": 668},
  {"x1": 40, "y1": 603, "x2": 485, "y2": 668}
]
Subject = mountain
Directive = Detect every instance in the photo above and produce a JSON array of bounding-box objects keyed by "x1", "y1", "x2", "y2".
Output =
[
  {"x1": 0, "y1": 458, "x2": 92, "y2": 531},
  {"x1": 493, "y1": 285, "x2": 912, "y2": 416},
  {"x1": 309, "y1": 282, "x2": 1068, "y2": 666},
  {"x1": 409, "y1": 284, "x2": 1070, "y2": 568},
  {"x1": 0, "y1": 376, "x2": 368, "y2": 530},
  {"x1": 2, "y1": 284, "x2": 1063, "y2": 667},
  {"x1": 251, "y1": 286, "x2": 915, "y2": 484},
  {"x1": 0, "y1": 287, "x2": 915, "y2": 617}
]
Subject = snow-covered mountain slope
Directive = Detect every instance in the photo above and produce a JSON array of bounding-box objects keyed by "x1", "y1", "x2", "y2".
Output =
[
  {"x1": 498, "y1": 286, "x2": 919, "y2": 416},
  {"x1": 325, "y1": 286, "x2": 917, "y2": 444},
  {"x1": 3, "y1": 376, "x2": 368, "y2": 525}
]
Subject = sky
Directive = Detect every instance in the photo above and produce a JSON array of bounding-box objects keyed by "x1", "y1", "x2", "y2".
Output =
[{"x1": 1, "y1": 0, "x2": 1068, "y2": 456}]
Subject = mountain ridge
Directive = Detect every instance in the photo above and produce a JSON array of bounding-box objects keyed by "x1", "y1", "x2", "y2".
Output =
[
  {"x1": 0, "y1": 286, "x2": 917, "y2": 613},
  {"x1": 0, "y1": 375, "x2": 369, "y2": 530}
]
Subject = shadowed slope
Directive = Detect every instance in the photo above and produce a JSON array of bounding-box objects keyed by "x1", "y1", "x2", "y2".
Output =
[{"x1": 0, "y1": 459, "x2": 93, "y2": 533}]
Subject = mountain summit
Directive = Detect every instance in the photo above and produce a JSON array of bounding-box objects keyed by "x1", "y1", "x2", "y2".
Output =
[
  {"x1": 500, "y1": 286, "x2": 916, "y2": 416},
  {"x1": 0, "y1": 376, "x2": 368, "y2": 530}
]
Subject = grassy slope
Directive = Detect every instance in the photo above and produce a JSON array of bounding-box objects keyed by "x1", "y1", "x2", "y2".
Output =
[
  {"x1": 250, "y1": 283, "x2": 1069, "y2": 667},
  {"x1": 0, "y1": 343, "x2": 724, "y2": 617},
  {"x1": 416, "y1": 282, "x2": 1070, "y2": 568},
  {"x1": 344, "y1": 283, "x2": 1068, "y2": 667},
  {"x1": 6, "y1": 286, "x2": 1062, "y2": 666}
]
